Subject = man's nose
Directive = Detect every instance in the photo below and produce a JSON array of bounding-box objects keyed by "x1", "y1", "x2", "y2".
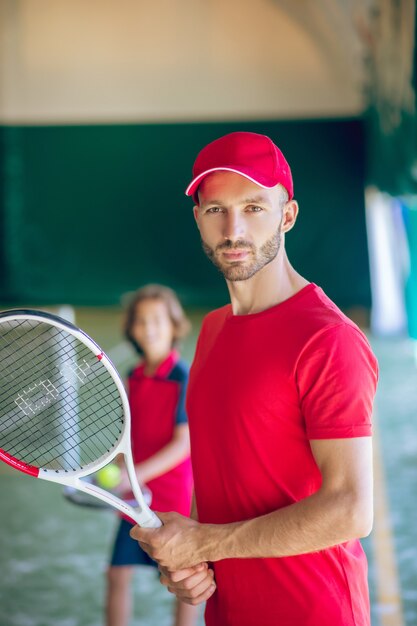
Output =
[{"x1": 223, "y1": 211, "x2": 245, "y2": 241}]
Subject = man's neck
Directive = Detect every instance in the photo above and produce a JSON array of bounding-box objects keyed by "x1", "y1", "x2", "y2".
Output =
[{"x1": 226, "y1": 251, "x2": 309, "y2": 316}]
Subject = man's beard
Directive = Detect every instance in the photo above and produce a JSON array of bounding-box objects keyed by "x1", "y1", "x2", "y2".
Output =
[{"x1": 201, "y1": 226, "x2": 282, "y2": 281}]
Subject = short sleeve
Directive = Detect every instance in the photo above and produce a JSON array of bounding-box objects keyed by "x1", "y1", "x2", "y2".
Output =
[
  {"x1": 168, "y1": 361, "x2": 190, "y2": 426},
  {"x1": 296, "y1": 323, "x2": 379, "y2": 439}
]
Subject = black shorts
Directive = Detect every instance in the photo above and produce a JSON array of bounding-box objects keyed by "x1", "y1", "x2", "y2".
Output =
[{"x1": 109, "y1": 518, "x2": 158, "y2": 568}]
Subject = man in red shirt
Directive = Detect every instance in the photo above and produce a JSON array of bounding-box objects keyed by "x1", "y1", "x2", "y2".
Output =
[{"x1": 131, "y1": 132, "x2": 378, "y2": 626}]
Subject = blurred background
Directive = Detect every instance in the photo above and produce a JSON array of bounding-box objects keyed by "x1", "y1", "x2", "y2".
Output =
[{"x1": 0, "y1": 1, "x2": 416, "y2": 625}]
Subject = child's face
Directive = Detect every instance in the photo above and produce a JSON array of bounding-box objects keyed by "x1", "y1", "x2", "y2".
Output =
[{"x1": 130, "y1": 298, "x2": 175, "y2": 362}]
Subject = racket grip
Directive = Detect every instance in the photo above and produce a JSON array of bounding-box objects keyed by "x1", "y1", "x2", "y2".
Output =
[{"x1": 138, "y1": 509, "x2": 162, "y2": 528}]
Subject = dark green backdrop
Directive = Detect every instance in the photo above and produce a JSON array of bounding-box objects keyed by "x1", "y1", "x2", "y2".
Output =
[{"x1": 0, "y1": 118, "x2": 370, "y2": 309}]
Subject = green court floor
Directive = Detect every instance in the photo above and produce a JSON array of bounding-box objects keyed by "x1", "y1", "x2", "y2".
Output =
[{"x1": 0, "y1": 307, "x2": 416, "y2": 626}]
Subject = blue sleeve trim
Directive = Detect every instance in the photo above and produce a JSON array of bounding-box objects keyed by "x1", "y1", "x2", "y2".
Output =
[{"x1": 167, "y1": 360, "x2": 189, "y2": 425}]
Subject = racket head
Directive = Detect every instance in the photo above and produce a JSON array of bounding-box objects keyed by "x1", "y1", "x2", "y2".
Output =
[
  {"x1": 0, "y1": 308, "x2": 131, "y2": 480},
  {"x1": 0, "y1": 308, "x2": 161, "y2": 527}
]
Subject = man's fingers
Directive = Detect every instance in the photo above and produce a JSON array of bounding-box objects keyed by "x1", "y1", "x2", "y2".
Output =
[
  {"x1": 160, "y1": 566, "x2": 213, "y2": 592},
  {"x1": 160, "y1": 562, "x2": 207, "y2": 583},
  {"x1": 130, "y1": 524, "x2": 157, "y2": 542},
  {"x1": 168, "y1": 578, "x2": 216, "y2": 606}
]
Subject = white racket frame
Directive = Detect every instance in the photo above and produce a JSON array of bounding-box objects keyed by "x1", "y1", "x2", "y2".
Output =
[{"x1": 0, "y1": 309, "x2": 161, "y2": 528}]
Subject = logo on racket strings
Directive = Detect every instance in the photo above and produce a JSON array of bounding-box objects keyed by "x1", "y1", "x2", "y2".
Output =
[
  {"x1": 14, "y1": 379, "x2": 60, "y2": 417},
  {"x1": 59, "y1": 358, "x2": 91, "y2": 387}
]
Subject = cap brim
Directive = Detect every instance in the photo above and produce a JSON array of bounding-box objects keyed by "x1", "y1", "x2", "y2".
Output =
[{"x1": 185, "y1": 167, "x2": 273, "y2": 199}]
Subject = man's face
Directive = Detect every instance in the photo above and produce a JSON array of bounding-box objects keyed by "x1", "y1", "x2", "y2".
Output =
[{"x1": 194, "y1": 171, "x2": 288, "y2": 282}]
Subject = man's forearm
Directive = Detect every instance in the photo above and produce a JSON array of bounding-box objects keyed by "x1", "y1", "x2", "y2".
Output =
[
  {"x1": 131, "y1": 439, "x2": 373, "y2": 573},
  {"x1": 197, "y1": 487, "x2": 372, "y2": 563}
]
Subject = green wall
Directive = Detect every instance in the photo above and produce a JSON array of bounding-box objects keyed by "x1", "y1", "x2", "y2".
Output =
[{"x1": 0, "y1": 118, "x2": 370, "y2": 309}]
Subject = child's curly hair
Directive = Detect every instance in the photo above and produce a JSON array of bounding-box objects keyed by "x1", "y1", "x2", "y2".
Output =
[{"x1": 123, "y1": 284, "x2": 191, "y2": 355}]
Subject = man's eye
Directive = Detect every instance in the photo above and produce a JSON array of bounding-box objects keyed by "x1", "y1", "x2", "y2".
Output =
[
  {"x1": 248, "y1": 205, "x2": 263, "y2": 212},
  {"x1": 206, "y1": 207, "x2": 222, "y2": 213}
]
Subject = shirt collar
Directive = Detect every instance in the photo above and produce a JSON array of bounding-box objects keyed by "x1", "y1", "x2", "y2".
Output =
[{"x1": 132, "y1": 349, "x2": 179, "y2": 380}]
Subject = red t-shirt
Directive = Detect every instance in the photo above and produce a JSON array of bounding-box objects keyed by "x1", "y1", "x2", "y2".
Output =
[
  {"x1": 127, "y1": 351, "x2": 193, "y2": 515},
  {"x1": 187, "y1": 284, "x2": 378, "y2": 626}
]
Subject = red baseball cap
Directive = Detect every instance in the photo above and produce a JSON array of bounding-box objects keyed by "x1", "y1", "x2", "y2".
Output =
[{"x1": 185, "y1": 131, "x2": 293, "y2": 203}]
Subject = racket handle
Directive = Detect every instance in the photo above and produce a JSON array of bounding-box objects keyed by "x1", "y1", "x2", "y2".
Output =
[{"x1": 137, "y1": 508, "x2": 162, "y2": 528}]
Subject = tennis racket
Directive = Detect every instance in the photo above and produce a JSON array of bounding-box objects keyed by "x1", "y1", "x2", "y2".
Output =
[{"x1": 0, "y1": 309, "x2": 161, "y2": 528}]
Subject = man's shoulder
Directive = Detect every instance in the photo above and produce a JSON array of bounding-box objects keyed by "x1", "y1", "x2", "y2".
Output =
[
  {"x1": 292, "y1": 286, "x2": 374, "y2": 361},
  {"x1": 201, "y1": 304, "x2": 231, "y2": 328},
  {"x1": 291, "y1": 284, "x2": 359, "y2": 334},
  {"x1": 268, "y1": 284, "x2": 372, "y2": 360}
]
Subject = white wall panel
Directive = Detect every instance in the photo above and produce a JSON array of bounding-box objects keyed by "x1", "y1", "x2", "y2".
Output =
[{"x1": 0, "y1": 0, "x2": 366, "y2": 123}]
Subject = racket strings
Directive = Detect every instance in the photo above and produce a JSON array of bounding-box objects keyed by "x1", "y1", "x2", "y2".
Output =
[
  {"x1": 0, "y1": 322, "x2": 84, "y2": 404},
  {"x1": 0, "y1": 324, "x2": 60, "y2": 400},
  {"x1": 8, "y1": 375, "x2": 120, "y2": 446},
  {"x1": 10, "y1": 386, "x2": 122, "y2": 470},
  {"x1": 0, "y1": 318, "x2": 124, "y2": 472},
  {"x1": 0, "y1": 324, "x2": 122, "y2": 470}
]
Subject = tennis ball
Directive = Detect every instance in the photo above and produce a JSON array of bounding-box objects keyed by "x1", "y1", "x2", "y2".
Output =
[{"x1": 96, "y1": 464, "x2": 121, "y2": 490}]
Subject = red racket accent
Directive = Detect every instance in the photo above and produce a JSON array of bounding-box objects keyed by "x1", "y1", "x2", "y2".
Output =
[{"x1": 0, "y1": 448, "x2": 40, "y2": 477}]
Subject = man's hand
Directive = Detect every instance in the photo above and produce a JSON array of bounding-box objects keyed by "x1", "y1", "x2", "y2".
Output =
[
  {"x1": 130, "y1": 513, "x2": 216, "y2": 605},
  {"x1": 159, "y1": 562, "x2": 216, "y2": 606},
  {"x1": 130, "y1": 511, "x2": 206, "y2": 570}
]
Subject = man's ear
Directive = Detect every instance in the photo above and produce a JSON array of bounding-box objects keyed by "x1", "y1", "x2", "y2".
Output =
[
  {"x1": 281, "y1": 200, "x2": 299, "y2": 234},
  {"x1": 193, "y1": 205, "x2": 200, "y2": 229}
]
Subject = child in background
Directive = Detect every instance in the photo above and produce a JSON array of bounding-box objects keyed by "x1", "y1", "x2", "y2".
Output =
[{"x1": 105, "y1": 284, "x2": 197, "y2": 626}]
